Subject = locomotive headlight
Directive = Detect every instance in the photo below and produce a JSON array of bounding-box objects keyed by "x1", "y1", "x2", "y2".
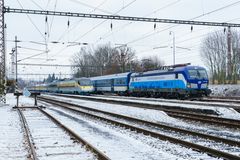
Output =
[{"x1": 187, "y1": 82, "x2": 191, "y2": 88}]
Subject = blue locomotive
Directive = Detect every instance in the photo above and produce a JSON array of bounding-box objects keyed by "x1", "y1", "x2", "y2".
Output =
[{"x1": 91, "y1": 63, "x2": 211, "y2": 98}]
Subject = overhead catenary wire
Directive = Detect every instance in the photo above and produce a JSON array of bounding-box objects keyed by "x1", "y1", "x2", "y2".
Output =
[
  {"x1": 95, "y1": 0, "x2": 182, "y2": 44},
  {"x1": 16, "y1": 0, "x2": 45, "y2": 39},
  {"x1": 48, "y1": 0, "x2": 137, "y2": 60},
  {"x1": 121, "y1": 1, "x2": 240, "y2": 47},
  {"x1": 49, "y1": 0, "x2": 58, "y2": 40},
  {"x1": 30, "y1": 0, "x2": 44, "y2": 10},
  {"x1": 150, "y1": 16, "x2": 240, "y2": 54},
  {"x1": 69, "y1": 0, "x2": 113, "y2": 14},
  {"x1": 153, "y1": 17, "x2": 240, "y2": 58},
  {"x1": 56, "y1": 0, "x2": 108, "y2": 42},
  {"x1": 7, "y1": 0, "x2": 240, "y2": 79},
  {"x1": 72, "y1": 0, "x2": 137, "y2": 42}
]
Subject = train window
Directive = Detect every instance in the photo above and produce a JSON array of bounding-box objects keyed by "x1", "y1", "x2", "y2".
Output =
[
  {"x1": 175, "y1": 73, "x2": 178, "y2": 79},
  {"x1": 198, "y1": 69, "x2": 208, "y2": 79},
  {"x1": 188, "y1": 69, "x2": 198, "y2": 79},
  {"x1": 188, "y1": 69, "x2": 208, "y2": 79}
]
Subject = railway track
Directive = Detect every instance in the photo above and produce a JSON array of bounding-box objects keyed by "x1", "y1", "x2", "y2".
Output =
[
  {"x1": 43, "y1": 94, "x2": 240, "y2": 129},
  {"x1": 209, "y1": 96, "x2": 240, "y2": 100},
  {"x1": 202, "y1": 97, "x2": 240, "y2": 105},
  {"x1": 96, "y1": 94, "x2": 240, "y2": 107},
  {"x1": 48, "y1": 93, "x2": 240, "y2": 113},
  {"x1": 15, "y1": 106, "x2": 110, "y2": 160},
  {"x1": 39, "y1": 97, "x2": 240, "y2": 160},
  {"x1": 98, "y1": 94, "x2": 240, "y2": 112}
]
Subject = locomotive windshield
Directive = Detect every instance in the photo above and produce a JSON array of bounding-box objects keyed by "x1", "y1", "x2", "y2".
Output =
[
  {"x1": 188, "y1": 69, "x2": 208, "y2": 79},
  {"x1": 78, "y1": 79, "x2": 92, "y2": 86}
]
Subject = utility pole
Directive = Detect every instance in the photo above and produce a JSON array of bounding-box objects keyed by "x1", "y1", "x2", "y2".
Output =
[
  {"x1": 15, "y1": 36, "x2": 18, "y2": 92},
  {"x1": 0, "y1": 0, "x2": 6, "y2": 103},
  {"x1": 227, "y1": 26, "x2": 232, "y2": 83},
  {"x1": 169, "y1": 31, "x2": 176, "y2": 65}
]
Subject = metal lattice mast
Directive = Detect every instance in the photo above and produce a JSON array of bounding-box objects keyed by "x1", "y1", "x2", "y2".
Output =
[
  {"x1": 4, "y1": 7, "x2": 240, "y2": 27},
  {"x1": 0, "y1": 0, "x2": 5, "y2": 103}
]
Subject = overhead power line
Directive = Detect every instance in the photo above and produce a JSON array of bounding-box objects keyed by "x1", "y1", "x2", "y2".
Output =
[
  {"x1": 18, "y1": 63, "x2": 78, "y2": 67},
  {"x1": 16, "y1": 0, "x2": 45, "y2": 39},
  {"x1": 4, "y1": 7, "x2": 240, "y2": 27},
  {"x1": 9, "y1": 73, "x2": 71, "y2": 76}
]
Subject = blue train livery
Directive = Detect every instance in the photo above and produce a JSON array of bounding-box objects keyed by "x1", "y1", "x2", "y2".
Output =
[
  {"x1": 91, "y1": 63, "x2": 211, "y2": 98},
  {"x1": 91, "y1": 72, "x2": 132, "y2": 95}
]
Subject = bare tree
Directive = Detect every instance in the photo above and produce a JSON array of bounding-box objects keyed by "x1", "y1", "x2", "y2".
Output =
[
  {"x1": 201, "y1": 30, "x2": 240, "y2": 84},
  {"x1": 114, "y1": 46, "x2": 136, "y2": 73},
  {"x1": 71, "y1": 47, "x2": 96, "y2": 77},
  {"x1": 141, "y1": 55, "x2": 165, "y2": 71},
  {"x1": 71, "y1": 44, "x2": 137, "y2": 77},
  {"x1": 231, "y1": 30, "x2": 240, "y2": 83}
]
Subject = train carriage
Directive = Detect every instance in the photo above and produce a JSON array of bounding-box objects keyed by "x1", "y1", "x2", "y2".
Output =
[
  {"x1": 28, "y1": 84, "x2": 48, "y2": 93},
  {"x1": 91, "y1": 72, "x2": 131, "y2": 94},
  {"x1": 28, "y1": 78, "x2": 93, "y2": 95},
  {"x1": 56, "y1": 78, "x2": 93, "y2": 94},
  {"x1": 90, "y1": 63, "x2": 211, "y2": 98}
]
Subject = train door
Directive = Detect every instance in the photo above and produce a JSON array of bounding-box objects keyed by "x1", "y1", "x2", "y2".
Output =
[{"x1": 111, "y1": 79, "x2": 114, "y2": 92}]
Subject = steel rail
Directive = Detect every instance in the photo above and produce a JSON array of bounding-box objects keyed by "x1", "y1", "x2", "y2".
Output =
[
  {"x1": 36, "y1": 107, "x2": 110, "y2": 160},
  {"x1": 39, "y1": 97, "x2": 240, "y2": 147},
  {"x1": 201, "y1": 98, "x2": 240, "y2": 104},
  {"x1": 45, "y1": 94, "x2": 240, "y2": 128},
  {"x1": 53, "y1": 93, "x2": 240, "y2": 111},
  {"x1": 47, "y1": 93, "x2": 218, "y2": 114},
  {"x1": 165, "y1": 111, "x2": 240, "y2": 128},
  {"x1": 39, "y1": 97, "x2": 240, "y2": 160},
  {"x1": 94, "y1": 94, "x2": 240, "y2": 109},
  {"x1": 16, "y1": 108, "x2": 38, "y2": 160},
  {"x1": 208, "y1": 96, "x2": 240, "y2": 100}
]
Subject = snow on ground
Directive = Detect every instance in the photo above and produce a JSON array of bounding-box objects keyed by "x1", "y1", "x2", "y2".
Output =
[
  {"x1": 0, "y1": 94, "x2": 28, "y2": 160},
  {"x1": 23, "y1": 109, "x2": 97, "y2": 160},
  {"x1": 46, "y1": 106, "x2": 218, "y2": 160},
  {"x1": 210, "y1": 84, "x2": 240, "y2": 97},
  {"x1": 95, "y1": 94, "x2": 240, "y2": 108},
  {"x1": 43, "y1": 95, "x2": 240, "y2": 142},
  {"x1": 49, "y1": 94, "x2": 240, "y2": 120},
  {"x1": 6, "y1": 93, "x2": 35, "y2": 107},
  {"x1": 44, "y1": 95, "x2": 178, "y2": 125},
  {"x1": 1, "y1": 94, "x2": 238, "y2": 159},
  {"x1": 3, "y1": 94, "x2": 218, "y2": 159}
]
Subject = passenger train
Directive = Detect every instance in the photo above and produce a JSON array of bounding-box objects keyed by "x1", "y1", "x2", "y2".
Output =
[
  {"x1": 28, "y1": 78, "x2": 93, "y2": 94},
  {"x1": 91, "y1": 63, "x2": 211, "y2": 98},
  {"x1": 29, "y1": 63, "x2": 211, "y2": 99}
]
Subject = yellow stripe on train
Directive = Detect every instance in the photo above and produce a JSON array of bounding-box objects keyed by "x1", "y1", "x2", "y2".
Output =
[{"x1": 80, "y1": 86, "x2": 94, "y2": 90}]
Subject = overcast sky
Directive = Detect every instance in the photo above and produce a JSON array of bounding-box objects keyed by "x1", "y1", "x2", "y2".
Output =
[{"x1": 5, "y1": 0, "x2": 240, "y2": 80}]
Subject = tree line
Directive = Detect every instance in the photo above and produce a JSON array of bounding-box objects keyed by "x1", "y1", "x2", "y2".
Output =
[
  {"x1": 71, "y1": 44, "x2": 164, "y2": 78},
  {"x1": 201, "y1": 30, "x2": 240, "y2": 84}
]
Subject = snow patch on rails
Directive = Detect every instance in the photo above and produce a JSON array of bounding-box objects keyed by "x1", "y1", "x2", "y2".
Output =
[
  {"x1": 0, "y1": 105, "x2": 28, "y2": 160},
  {"x1": 16, "y1": 107, "x2": 100, "y2": 160},
  {"x1": 46, "y1": 93, "x2": 240, "y2": 120},
  {"x1": 41, "y1": 95, "x2": 240, "y2": 141},
  {"x1": 39, "y1": 97, "x2": 240, "y2": 159},
  {"x1": 43, "y1": 94, "x2": 240, "y2": 129},
  {"x1": 42, "y1": 104, "x2": 220, "y2": 160}
]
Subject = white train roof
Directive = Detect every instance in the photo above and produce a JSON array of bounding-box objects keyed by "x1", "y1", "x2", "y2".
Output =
[{"x1": 91, "y1": 72, "x2": 131, "y2": 80}]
